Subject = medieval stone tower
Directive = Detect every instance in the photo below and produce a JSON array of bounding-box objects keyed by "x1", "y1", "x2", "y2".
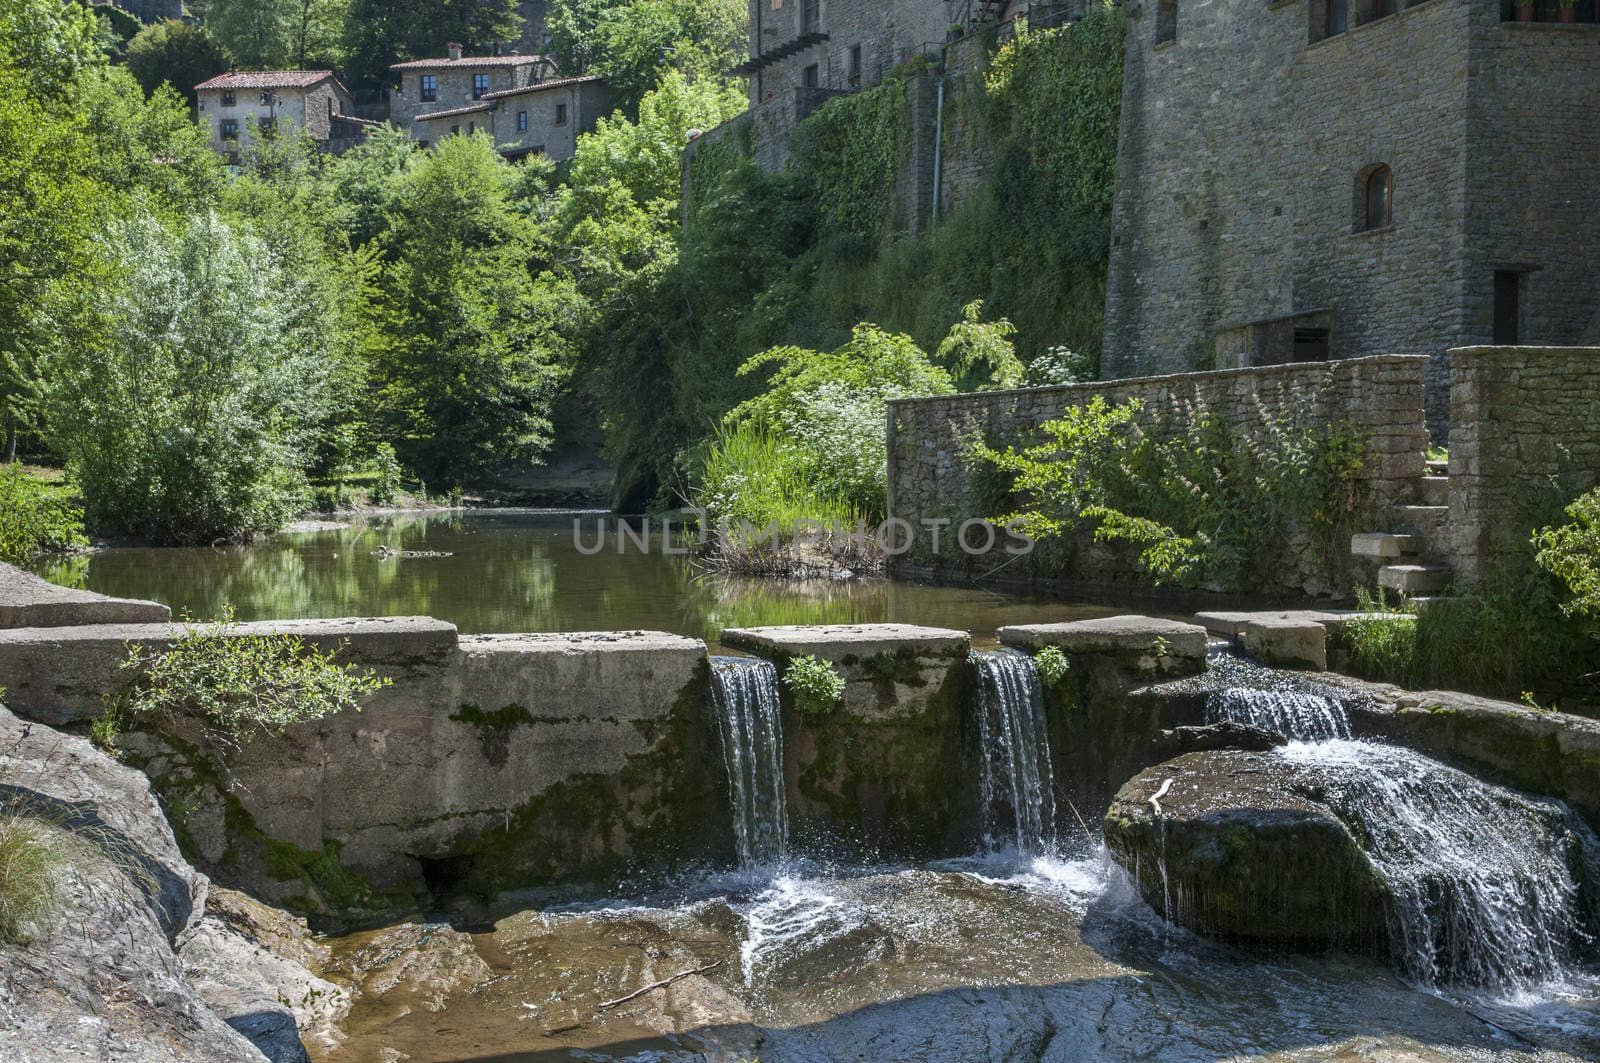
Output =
[{"x1": 1101, "y1": 0, "x2": 1600, "y2": 438}]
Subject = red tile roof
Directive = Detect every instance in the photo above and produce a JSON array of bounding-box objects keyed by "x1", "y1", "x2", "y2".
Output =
[
  {"x1": 482, "y1": 75, "x2": 604, "y2": 100},
  {"x1": 195, "y1": 70, "x2": 346, "y2": 92},
  {"x1": 390, "y1": 54, "x2": 548, "y2": 71},
  {"x1": 416, "y1": 103, "x2": 493, "y2": 122}
]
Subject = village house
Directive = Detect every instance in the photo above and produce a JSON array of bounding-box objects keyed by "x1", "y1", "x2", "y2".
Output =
[
  {"x1": 195, "y1": 71, "x2": 373, "y2": 164},
  {"x1": 1101, "y1": 0, "x2": 1600, "y2": 439},
  {"x1": 389, "y1": 44, "x2": 609, "y2": 161}
]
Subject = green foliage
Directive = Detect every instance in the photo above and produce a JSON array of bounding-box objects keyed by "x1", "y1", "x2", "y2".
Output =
[
  {"x1": 1534, "y1": 487, "x2": 1600, "y2": 620},
  {"x1": 367, "y1": 443, "x2": 403, "y2": 506},
  {"x1": 341, "y1": 0, "x2": 523, "y2": 92},
  {"x1": 793, "y1": 77, "x2": 909, "y2": 242},
  {"x1": 0, "y1": 810, "x2": 60, "y2": 945},
  {"x1": 206, "y1": 0, "x2": 346, "y2": 70},
  {"x1": 784, "y1": 654, "x2": 845, "y2": 716},
  {"x1": 125, "y1": 19, "x2": 231, "y2": 106},
  {"x1": 979, "y1": 399, "x2": 1369, "y2": 589},
  {"x1": 1339, "y1": 580, "x2": 1599, "y2": 706},
  {"x1": 546, "y1": 0, "x2": 746, "y2": 115},
  {"x1": 0, "y1": 464, "x2": 87, "y2": 565},
  {"x1": 113, "y1": 607, "x2": 390, "y2": 747},
  {"x1": 44, "y1": 210, "x2": 337, "y2": 543},
  {"x1": 937, "y1": 300, "x2": 1024, "y2": 391},
  {"x1": 372, "y1": 134, "x2": 568, "y2": 484},
  {"x1": 1033, "y1": 645, "x2": 1070, "y2": 687},
  {"x1": 698, "y1": 420, "x2": 861, "y2": 533}
]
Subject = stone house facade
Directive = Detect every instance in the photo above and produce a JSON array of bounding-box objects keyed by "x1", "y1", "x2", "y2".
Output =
[
  {"x1": 194, "y1": 71, "x2": 364, "y2": 164},
  {"x1": 389, "y1": 46, "x2": 554, "y2": 138},
  {"x1": 411, "y1": 75, "x2": 612, "y2": 160},
  {"x1": 1102, "y1": 0, "x2": 1600, "y2": 439}
]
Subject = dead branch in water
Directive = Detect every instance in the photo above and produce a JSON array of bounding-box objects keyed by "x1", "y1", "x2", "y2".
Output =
[{"x1": 597, "y1": 960, "x2": 723, "y2": 1011}]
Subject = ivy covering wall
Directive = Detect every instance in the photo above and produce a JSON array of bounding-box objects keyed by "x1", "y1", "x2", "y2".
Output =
[{"x1": 607, "y1": 5, "x2": 1127, "y2": 507}]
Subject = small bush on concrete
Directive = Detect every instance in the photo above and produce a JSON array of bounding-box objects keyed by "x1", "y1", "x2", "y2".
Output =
[
  {"x1": 112, "y1": 608, "x2": 389, "y2": 748},
  {"x1": 1034, "y1": 645, "x2": 1070, "y2": 687},
  {"x1": 784, "y1": 655, "x2": 845, "y2": 716}
]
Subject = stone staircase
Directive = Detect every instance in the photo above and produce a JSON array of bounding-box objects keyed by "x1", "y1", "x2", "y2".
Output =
[{"x1": 1350, "y1": 458, "x2": 1454, "y2": 601}]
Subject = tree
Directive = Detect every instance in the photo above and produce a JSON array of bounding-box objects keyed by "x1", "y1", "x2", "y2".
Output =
[
  {"x1": 374, "y1": 135, "x2": 568, "y2": 483},
  {"x1": 204, "y1": 0, "x2": 290, "y2": 69},
  {"x1": 125, "y1": 20, "x2": 232, "y2": 107},
  {"x1": 547, "y1": 0, "x2": 746, "y2": 115},
  {"x1": 341, "y1": 0, "x2": 522, "y2": 93},
  {"x1": 44, "y1": 211, "x2": 337, "y2": 543}
]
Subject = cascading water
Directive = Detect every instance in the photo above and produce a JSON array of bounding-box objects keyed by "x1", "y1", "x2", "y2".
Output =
[
  {"x1": 1281, "y1": 739, "x2": 1594, "y2": 991},
  {"x1": 971, "y1": 650, "x2": 1057, "y2": 857},
  {"x1": 1207, "y1": 678, "x2": 1352, "y2": 741},
  {"x1": 709, "y1": 656, "x2": 787, "y2": 870}
]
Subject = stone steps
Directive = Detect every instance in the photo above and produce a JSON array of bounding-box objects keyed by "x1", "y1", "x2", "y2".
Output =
[
  {"x1": 1391, "y1": 504, "x2": 1449, "y2": 541},
  {"x1": 1418, "y1": 476, "x2": 1450, "y2": 507},
  {"x1": 1350, "y1": 532, "x2": 1421, "y2": 560},
  {"x1": 1377, "y1": 563, "x2": 1453, "y2": 596}
]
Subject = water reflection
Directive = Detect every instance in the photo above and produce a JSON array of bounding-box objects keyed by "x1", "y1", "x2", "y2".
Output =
[{"x1": 28, "y1": 510, "x2": 1123, "y2": 643}]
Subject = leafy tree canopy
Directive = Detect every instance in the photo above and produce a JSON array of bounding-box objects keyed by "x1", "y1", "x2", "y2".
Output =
[{"x1": 125, "y1": 18, "x2": 231, "y2": 105}]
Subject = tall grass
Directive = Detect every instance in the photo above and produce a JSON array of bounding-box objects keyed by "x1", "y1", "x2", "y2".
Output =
[{"x1": 0, "y1": 811, "x2": 60, "y2": 945}]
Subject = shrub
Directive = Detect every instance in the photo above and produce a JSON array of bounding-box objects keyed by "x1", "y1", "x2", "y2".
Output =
[
  {"x1": 1534, "y1": 487, "x2": 1600, "y2": 620},
  {"x1": 1033, "y1": 645, "x2": 1070, "y2": 687},
  {"x1": 45, "y1": 210, "x2": 336, "y2": 544},
  {"x1": 784, "y1": 655, "x2": 845, "y2": 716},
  {"x1": 0, "y1": 465, "x2": 87, "y2": 565},
  {"x1": 367, "y1": 443, "x2": 404, "y2": 507},
  {"x1": 0, "y1": 810, "x2": 59, "y2": 945},
  {"x1": 110, "y1": 608, "x2": 390, "y2": 749}
]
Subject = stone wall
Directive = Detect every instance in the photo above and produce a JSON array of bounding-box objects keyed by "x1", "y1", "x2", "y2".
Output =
[
  {"x1": 745, "y1": 0, "x2": 953, "y2": 109},
  {"x1": 1446, "y1": 346, "x2": 1600, "y2": 582},
  {"x1": 886, "y1": 355, "x2": 1430, "y2": 597},
  {"x1": 1103, "y1": 0, "x2": 1600, "y2": 443},
  {"x1": 0, "y1": 617, "x2": 723, "y2": 913}
]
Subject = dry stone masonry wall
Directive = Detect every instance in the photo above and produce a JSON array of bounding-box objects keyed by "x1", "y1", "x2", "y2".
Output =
[{"x1": 887, "y1": 355, "x2": 1430, "y2": 597}]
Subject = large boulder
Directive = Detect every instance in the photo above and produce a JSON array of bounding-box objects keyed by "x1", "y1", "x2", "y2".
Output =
[
  {"x1": 0, "y1": 704, "x2": 334, "y2": 1062},
  {"x1": 1104, "y1": 750, "x2": 1390, "y2": 952}
]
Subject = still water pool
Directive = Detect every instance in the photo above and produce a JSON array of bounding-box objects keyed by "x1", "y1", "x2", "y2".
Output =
[{"x1": 27, "y1": 509, "x2": 1122, "y2": 644}]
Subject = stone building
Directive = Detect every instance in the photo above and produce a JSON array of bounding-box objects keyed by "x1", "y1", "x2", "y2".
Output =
[
  {"x1": 389, "y1": 46, "x2": 555, "y2": 138},
  {"x1": 194, "y1": 71, "x2": 369, "y2": 164},
  {"x1": 410, "y1": 74, "x2": 612, "y2": 159},
  {"x1": 1102, "y1": 0, "x2": 1600, "y2": 438}
]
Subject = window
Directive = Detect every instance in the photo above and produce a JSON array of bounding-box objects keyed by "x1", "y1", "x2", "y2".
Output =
[
  {"x1": 849, "y1": 45, "x2": 862, "y2": 87},
  {"x1": 473, "y1": 72, "x2": 490, "y2": 99},
  {"x1": 259, "y1": 90, "x2": 273, "y2": 106},
  {"x1": 1493, "y1": 272, "x2": 1522, "y2": 344},
  {"x1": 555, "y1": 102, "x2": 568, "y2": 125},
  {"x1": 467, "y1": 121, "x2": 475, "y2": 134},
  {"x1": 802, "y1": 0, "x2": 820, "y2": 34},
  {"x1": 1293, "y1": 328, "x2": 1331, "y2": 363},
  {"x1": 451, "y1": 124, "x2": 460, "y2": 134},
  {"x1": 1156, "y1": 0, "x2": 1178, "y2": 44},
  {"x1": 1324, "y1": 0, "x2": 1348, "y2": 35},
  {"x1": 803, "y1": 63, "x2": 820, "y2": 88},
  {"x1": 1360, "y1": 0, "x2": 1396, "y2": 21},
  {"x1": 1359, "y1": 165, "x2": 1392, "y2": 231},
  {"x1": 517, "y1": 110, "x2": 528, "y2": 132},
  {"x1": 221, "y1": 90, "x2": 236, "y2": 107},
  {"x1": 258, "y1": 117, "x2": 276, "y2": 135},
  {"x1": 420, "y1": 74, "x2": 438, "y2": 102},
  {"x1": 220, "y1": 119, "x2": 238, "y2": 141}
]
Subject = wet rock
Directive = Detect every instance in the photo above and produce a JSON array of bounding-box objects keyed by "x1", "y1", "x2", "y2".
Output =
[
  {"x1": 1151, "y1": 720, "x2": 1287, "y2": 759},
  {"x1": 329, "y1": 921, "x2": 492, "y2": 1012},
  {"x1": 0, "y1": 704, "x2": 263, "y2": 1061},
  {"x1": 180, "y1": 888, "x2": 350, "y2": 1061},
  {"x1": 0, "y1": 705, "x2": 339, "y2": 1062},
  {"x1": 1103, "y1": 750, "x2": 1390, "y2": 951}
]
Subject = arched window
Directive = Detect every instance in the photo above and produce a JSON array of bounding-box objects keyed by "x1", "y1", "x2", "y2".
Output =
[{"x1": 1360, "y1": 165, "x2": 1392, "y2": 231}]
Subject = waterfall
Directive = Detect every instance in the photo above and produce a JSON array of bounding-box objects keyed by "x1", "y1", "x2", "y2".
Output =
[
  {"x1": 1282, "y1": 739, "x2": 1594, "y2": 991},
  {"x1": 971, "y1": 650, "x2": 1057, "y2": 857},
  {"x1": 709, "y1": 657, "x2": 788, "y2": 870},
  {"x1": 1208, "y1": 685, "x2": 1352, "y2": 741}
]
